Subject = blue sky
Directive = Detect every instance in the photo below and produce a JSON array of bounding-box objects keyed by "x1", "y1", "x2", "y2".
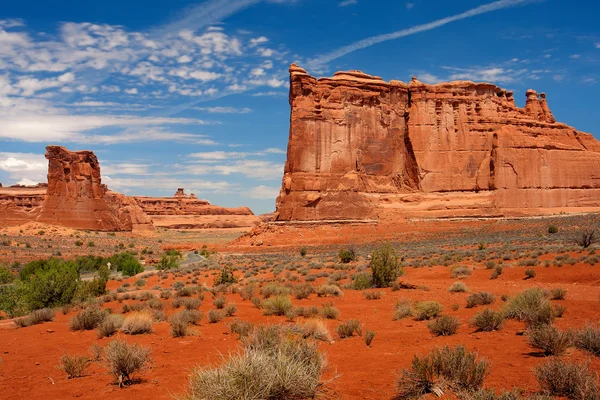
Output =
[{"x1": 0, "y1": 0, "x2": 598, "y2": 214}]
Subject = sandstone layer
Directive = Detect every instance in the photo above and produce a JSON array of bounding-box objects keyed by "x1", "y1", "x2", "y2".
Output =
[{"x1": 276, "y1": 64, "x2": 600, "y2": 220}]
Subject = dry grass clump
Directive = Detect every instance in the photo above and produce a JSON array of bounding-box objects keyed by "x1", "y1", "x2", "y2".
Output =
[
  {"x1": 224, "y1": 304, "x2": 237, "y2": 317},
  {"x1": 240, "y1": 284, "x2": 256, "y2": 301},
  {"x1": 316, "y1": 284, "x2": 343, "y2": 297},
  {"x1": 364, "y1": 290, "x2": 383, "y2": 300},
  {"x1": 58, "y1": 354, "x2": 91, "y2": 378},
  {"x1": 293, "y1": 283, "x2": 315, "y2": 300},
  {"x1": 550, "y1": 288, "x2": 567, "y2": 300},
  {"x1": 184, "y1": 325, "x2": 326, "y2": 400},
  {"x1": 450, "y1": 266, "x2": 473, "y2": 279},
  {"x1": 336, "y1": 319, "x2": 362, "y2": 339},
  {"x1": 294, "y1": 306, "x2": 320, "y2": 319},
  {"x1": 229, "y1": 319, "x2": 254, "y2": 338},
  {"x1": 261, "y1": 283, "x2": 292, "y2": 298},
  {"x1": 121, "y1": 313, "x2": 153, "y2": 335},
  {"x1": 321, "y1": 303, "x2": 340, "y2": 320},
  {"x1": 470, "y1": 309, "x2": 505, "y2": 332},
  {"x1": 103, "y1": 339, "x2": 152, "y2": 387},
  {"x1": 427, "y1": 315, "x2": 460, "y2": 336},
  {"x1": 97, "y1": 314, "x2": 124, "y2": 339},
  {"x1": 14, "y1": 308, "x2": 56, "y2": 328},
  {"x1": 503, "y1": 288, "x2": 555, "y2": 327},
  {"x1": 297, "y1": 319, "x2": 332, "y2": 342},
  {"x1": 70, "y1": 308, "x2": 110, "y2": 331},
  {"x1": 448, "y1": 282, "x2": 469, "y2": 293},
  {"x1": 396, "y1": 345, "x2": 490, "y2": 399},
  {"x1": 413, "y1": 301, "x2": 442, "y2": 321},
  {"x1": 526, "y1": 325, "x2": 571, "y2": 356},
  {"x1": 394, "y1": 300, "x2": 413, "y2": 320},
  {"x1": 262, "y1": 295, "x2": 294, "y2": 316},
  {"x1": 572, "y1": 323, "x2": 600, "y2": 356},
  {"x1": 534, "y1": 358, "x2": 599, "y2": 399},
  {"x1": 466, "y1": 292, "x2": 495, "y2": 308},
  {"x1": 208, "y1": 309, "x2": 224, "y2": 323},
  {"x1": 364, "y1": 330, "x2": 376, "y2": 346},
  {"x1": 212, "y1": 296, "x2": 226, "y2": 309}
]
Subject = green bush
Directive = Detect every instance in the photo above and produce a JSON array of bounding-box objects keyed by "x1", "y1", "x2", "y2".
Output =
[
  {"x1": 262, "y1": 295, "x2": 293, "y2": 316},
  {"x1": 413, "y1": 301, "x2": 442, "y2": 321},
  {"x1": 336, "y1": 319, "x2": 362, "y2": 338},
  {"x1": 351, "y1": 272, "x2": 372, "y2": 290},
  {"x1": 427, "y1": 315, "x2": 460, "y2": 336},
  {"x1": 0, "y1": 266, "x2": 14, "y2": 284},
  {"x1": 466, "y1": 292, "x2": 495, "y2": 308},
  {"x1": 157, "y1": 254, "x2": 179, "y2": 270},
  {"x1": 300, "y1": 247, "x2": 307, "y2": 257},
  {"x1": 338, "y1": 247, "x2": 356, "y2": 263},
  {"x1": 503, "y1": 288, "x2": 554, "y2": 327},
  {"x1": 214, "y1": 267, "x2": 237, "y2": 285},
  {"x1": 471, "y1": 309, "x2": 505, "y2": 332},
  {"x1": 370, "y1": 244, "x2": 403, "y2": 288},
  {"x1": 548, "y1": 225, "x2": 558, "y2": 234}
]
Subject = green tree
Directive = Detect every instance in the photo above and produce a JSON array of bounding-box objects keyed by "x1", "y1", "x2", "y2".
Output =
[{"x1": 370, "y1": 244, "x2": 403, "y2": 288}]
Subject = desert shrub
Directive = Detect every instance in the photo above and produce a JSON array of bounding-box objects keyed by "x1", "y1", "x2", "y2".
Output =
[
  {"x1": 212, "y1": 296, "x2": 226, "y2": 309},
  {"x1": 351, "y1": 272, "x2": 372, "y2": 290},
  {"x1": 535, "y1": 358, "x2": 599, "y2": 399},
  {"x1": 89, "y1": 343, "x2": 103, "y2": 361},
  {"x1": 59, "y1": 354, "x2": 91, "y2": 378},
  {"x1": 316, "y1": 284, "x2": 343, "y2": 297},
  {"x1": 298, "y1": 319, "x2": 332, "y2": 342},
  {"x1": 524, "y1": 269, "x2": 536, "y2": 279},
  {"x1": 293, "y1": 283, "x2": 315, "y2": 300},
  {"x1": 394, "y1": 300, "x2": 413, "y2": 320},
  {"x1": 339, "y1": 247, "x2": 356, "y2": 263},
  {"x1": 466, "y1": 292, "x2": 495, "y2": 308},
  {"x1": 413, "y1": 301, "x2": 442, "y2": 321},
  {"x1": 428, "y1": 315, "x2": 460, "y2": 336},
  {"x1": 214, "y1": 267, "x2": 237, "y2": 285},
  {"x1": 550, "y1": 288, "x2": 567, "y2": 300},
  {"x1": 321, "y1": 303, "x2": 340, "y2": 320},
  {"x1": 185, "y1": 326, "x2": 325, "y2": 400},
  {"x1": 229, "y1": 319, "x2": 254, "y2": 338},
  {"x1": 396, "y1": 345, "x2": 490, "y2": 399},
  {"x1": 70, "y1": 307, "x2": 109, "y2": 331},
  {"x1": 97, "y1": 314, "x2": 124, "y2": 338},
  {"x1": 224, "y1": 304, "x2": 237, "y2": 317},
  {"x1": 471, "y1": 309, "x2": 505, "y2": 332},
  {"x1": 27, "y1": 308, "x2": 55, "y2": 325},
  {"x1": 490, "y1": 265, "x2": 503, "y2": 280},
  {"x1": 364, "y1": 330, "x2": 376, "y2": 346},
  {"x1": 364, "y1": 290, "x2": 382, "y2": 300},
  {"x1": 103, "y1": 339, "x2": 152, "y2": 387},
  {"x1": 0, "y1": 266, "x2": 15, "y2": 284},
  {"x1": 573, "y1": 323, "x2": 600, "y2": 356},
  {"x1": 336, "y1": 319, "x2": 362, "y2": 338},
  {"x1": 299, "y1": 247, "x2": 307, "y2": 257},
  {"x1": 251, "y1": 296, "x2": 262, "y2": 309},
  {"x1": 171, "y1": 313, "x2": 191, "y2": 337},
  {"x1": 240, "y1": 284, "x2": 255, "y2": 301},
  {"x1": 294, "y1": 306, "x2": 319, "y2": 319},
  {"x1": 121, "y1": 313, "x2": 153, "y2": 335},
  {"x1": 208, "y1": 309, "x2": 224, "y2": 323},
  {"x1": 448, "y1": 282, "x2": 469, "y2": 293},
  {"x1": 574, "y1": 228, "x2": 596, "y2": 248},
  {"x1": 503, "y1": 288, "x2": 554, "y2": 327},
  {"x1": 261, "y1": 283, "x2": 292, "y2": 298},
  {"x1": 108, "y1": 253, "x2": 143, "y2": 277},
  {"x1": 451, "y1": 266, "x2": 473, "y2": 279},
  {"x1": 262, "y1": 295, "x2": 293, "y2": 316},
  {"x1": 548, "y1": 225, "x2": 558, "y2": 234},
  {"x1": 526, "y1": 324, "x2": 571, "y2": 356},
  {"x1": 370, "y1": 244, "x2": 403, "y2": 288}
]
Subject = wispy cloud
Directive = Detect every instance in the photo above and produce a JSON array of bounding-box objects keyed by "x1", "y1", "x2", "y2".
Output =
[
  {"x1": 308, "y1": 0, "x2": 537, "y2": 70},
  {"x1": 193, "y1": 106, "x2": 252, "y2": 113},
  {"x1": 339, "y1": 0, "x2": 358, "y2": 6}
]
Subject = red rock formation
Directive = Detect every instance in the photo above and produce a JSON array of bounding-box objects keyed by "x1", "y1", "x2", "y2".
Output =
[
  {"x1": 174, "y1": 188, "x2": 187, "y2": 198},
  {"x1": 276, "y1": 64, "x2": 600, "y2": 220},
  {"x1": 37, "y1": 146, "x2": 154, "y2": 231}
]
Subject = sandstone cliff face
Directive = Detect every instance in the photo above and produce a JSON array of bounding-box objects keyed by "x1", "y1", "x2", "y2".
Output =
[
  {"x1": 37, "y1": 146, "x2": 154, "y2": 231},
  {"x1": 276, "y1": 65, "x2": 600, "y2": 220}
]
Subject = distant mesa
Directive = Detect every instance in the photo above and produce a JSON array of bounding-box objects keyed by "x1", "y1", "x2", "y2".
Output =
[
  {"x1": 276, "y1": 64, "x2": 600, "y2": 221},
  {"x1": 0, "y1": 146, "x2": 259, "y2": 231}
]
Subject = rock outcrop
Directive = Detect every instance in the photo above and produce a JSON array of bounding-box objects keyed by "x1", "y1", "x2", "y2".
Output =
[
  {"x1": 37, "y1": 146, "x2": 154, "y2": 231},
  {"x1": 276, "y1": 64, "x2": 600, "y2": 220}
]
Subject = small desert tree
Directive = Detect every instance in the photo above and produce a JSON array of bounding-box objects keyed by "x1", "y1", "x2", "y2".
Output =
[
  {"x1": 575, "y1": 228, "x2": 596, "y2": 248},
  {"x1": 370, "y1": 244, "x2": 403, "y2": 288}
]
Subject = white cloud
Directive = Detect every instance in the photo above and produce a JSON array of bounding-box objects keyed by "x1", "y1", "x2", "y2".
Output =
[
  {"x1": 0, "y1": 152, "x2": 47, "y2": 184},
  {"x1": 125, "y1": 88, "x2": 139, "y2": 94},
  {"x1": 247, "y1": 185, "x2": 279, "y2": 199},
  {"x1": 569, "y1": 54, "x2": 581, "y2": 59},
  {"x1": 595, "y1": 43, "x2": 600, "y2": 49},
  {"x1": 339, "y1": 0, "x2": 357, "y2": 6},
  {"x1": 406, "y1": 2, "x2": 414, "y2": 9},
  {"x1": 249, "y1": 36, "x2": 269, "y2": 47},
  {"x1": 194, "y1": 106, "x2": 252, "y2": 113},
  {"x1": 258, "y1": 48, "x2": 274, "y2": 57},
  {"x1": 189, "y1": 70, "x2": 222, "y2": 81}
]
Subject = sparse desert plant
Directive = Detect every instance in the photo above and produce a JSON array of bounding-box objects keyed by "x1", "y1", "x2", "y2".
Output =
[
  {"x1": 413, "y1": 301, "x2": 442, "y2": 321},
  {"x1": 262, "y1": 295, "x2": 294, "y2": 316},
  {"x1": 240, "y1": 284, "x2": 256, "y2": 301},
  {"x1": 466, "y1": 292, "x2": 495, "y2": 308},
  {"x1": 97, "y1": 314, "x2": 124, "y2": 338},
  {"x1": 251, "y1": 296, "x2": 262, "y2": 309},
  {"x1": 69, "y1": 308, "x2": 109, "y2": 331},
  {"x1": 427, "y1": 315, "x2": 460, "y2": 336},
  {"x1": 370, "y1": 243, "x2": 403, "y2": 288},
  {"x1": 316, "y1": 284, "x2": 343, "y2": 297},
  {"x1": 321, "y1": 303, "x2": 340, "y2": 320},
  {"x1": 524, "y1": 269, "x2": 536, "y2": 279},
  {"x1": 351, "y1": 272, "x2": 372, "y2": 290},
  {"x1": 294, "y1": 306, "x2": 320, "y2": 319},
  {"x1": 534, "y1": 358, "x2": 599, "y2": 399},
  {"x1": 573, "y1": 323, "x2": 600, "y2": 356},
  {"x1": 471, "y1": 309, "x2": 505, "y2": 332},
  {"x1": 394, "y1": 300, "x2": 413, "y2": 320},
  {"x1": 293, "y1": 283, "x2": 315, "y2": 300},
  {"x1": 27, "y1": 308, "x2": 55, "y2": 325},
  {"x1": 396, "y1": 345, "x2": 490, "y2": 399},
  {"x1": 364, "y1": 290, "x2": 382, "y2": 300},
  {"x1": 364, "y1": 330, "x2": 376, "y2": 346},
  {"x1": 550, "y1": 288, "x2": 567, "y2": 300},
  {"x1": 170, "y1": 313, "x2": 191, "y2": 338},
  {"x1": 448, "y1": 282, "x2": 469, "y2": 293},
  {"x1": 121, "y1": 313, "x2": 153, "y2": 335},
  {"x1": 58, "y1": 354, "x2": 91, "y2": 378},
  {"x1": 103, "y1": 339, "x2": 152, "y2": 387},
  {"x1": 89, "y1": 343, "x2": 103, "y2": 362},
  {"x1": 300, "y1": 247, "x2": 307, "y2": 257},
  {"x1": 339, "y1": 247, "x2": 356, "y2": 263},
  {"x1": 451, "y1": 266, "x2": 473, "y2": 279},
  {"x1": 526, "y1": 324, "x2": 572, "y2": 356},
  {"x1": 185, "y1": 326, "x2": 325, "y2": 400},
  {"x1": 212, "y1": 295, "x2": 227, "y2": 309},
  {"x1": 208, "y1": 309, "x2": 224, "y2": 323},
  {"x1": 298, "y1": 319, "x2": 332, "y2": 342},
  {"x1": 490, "y1": 266, "x2": 503, "y2": 280},
  {"x1": 574, "y1": 228, "x2": 596, "y2": 248},
  {"x1": 548, "y1": 225, "x2": 558, "y2": 234},
  {"x1": 224, "y1": 304, "x2": 237, "y2": 317},
  {"x1": 503, "y1": 288, "x2": 554, "y2": 327},
  {"x1": 336, "y1": 319, "x2": 362, "y2": 338},
  {"x1": 261, "y1": 283, "x2": 292, "y2": 298},
  {"x1": 229, "y1": 319, "x2": 254, "y2": 338}
]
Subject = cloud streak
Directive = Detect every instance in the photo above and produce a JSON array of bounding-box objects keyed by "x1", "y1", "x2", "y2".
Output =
[{"x1": 308, "y1": 0, "x2": 536, "y2": 69}]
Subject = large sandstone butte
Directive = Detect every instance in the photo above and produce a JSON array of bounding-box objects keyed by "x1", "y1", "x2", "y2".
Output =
[
  {"x1": 37, "y1": 146, "x2": 154, "y2": 231},
  {"x1": 276, "y1": 64, "x2": 600, "y2": 220}
]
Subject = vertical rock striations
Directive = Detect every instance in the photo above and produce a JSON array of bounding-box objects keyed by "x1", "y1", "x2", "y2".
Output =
[{"x1": 276, "y1": 64, "x2": 600, "y2": 220}]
